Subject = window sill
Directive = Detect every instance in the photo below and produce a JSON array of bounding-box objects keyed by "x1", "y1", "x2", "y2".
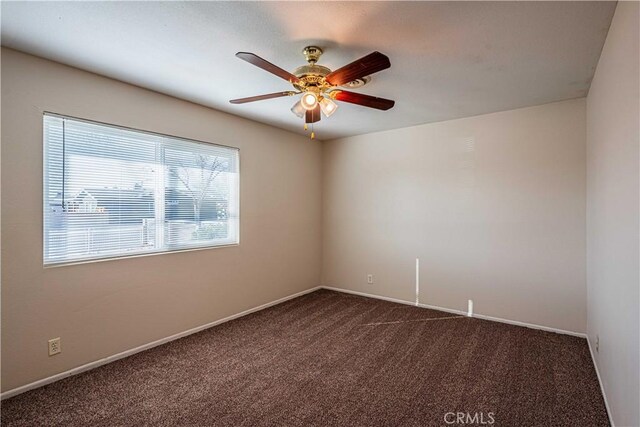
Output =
[{"x1": 43, "y1": 242, "x2": 240, "y2": 268}]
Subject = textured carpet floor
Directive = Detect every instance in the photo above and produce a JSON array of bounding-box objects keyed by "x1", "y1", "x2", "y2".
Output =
[{"x1": 1, "y1": 290, "x2": 609, "y2": 426}]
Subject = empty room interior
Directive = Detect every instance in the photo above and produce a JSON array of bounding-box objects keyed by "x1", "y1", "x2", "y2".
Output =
[{"x1": 1, "y1": 1, "x2": 639, "y2": 426}]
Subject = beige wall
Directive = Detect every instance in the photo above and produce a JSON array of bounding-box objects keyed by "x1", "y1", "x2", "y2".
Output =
[
  {"x1": 1, "y1": 48, "x2": 322, "y2": 392},
  {"x1": 322, "y1": 98, "x2": 587, "y2": 333},
  {"x1": 586, "y1": 2, "x2": 640, "y2": 426}
]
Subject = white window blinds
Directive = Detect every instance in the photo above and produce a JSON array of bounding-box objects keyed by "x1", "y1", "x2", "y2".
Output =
[{"x1": 43, "y1": 114, "x2": 239, "y2": 265}]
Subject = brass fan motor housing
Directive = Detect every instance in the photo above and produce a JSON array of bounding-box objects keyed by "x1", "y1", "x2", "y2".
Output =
[
  {"x1": 292, "y1": 46, "x2": 333, "y2": 92},
  {"x1": 293, "y1": 64, "x2": 331, "y2": 78},
  {"x1": 292, "y1": 64, "x2": 332, "y2": 92},
  {"x1": 293, "y1": 46, "x2": 370, "y2": 93}
]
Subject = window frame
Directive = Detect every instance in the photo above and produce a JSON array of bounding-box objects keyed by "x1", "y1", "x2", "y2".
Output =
[{"x1": 43, "y1": 112, "x2": 240, "y2": 267}]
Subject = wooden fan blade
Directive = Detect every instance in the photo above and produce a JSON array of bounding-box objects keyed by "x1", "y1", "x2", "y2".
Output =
[
  {"x1": 331, "y1": 90, "x2": 395, "y2": 110},
  {"x1": 230, "y1": 91, "x2": 296, "y2": 104},
  {"x1": 236, "y1": 52, "x2": 301, "y2": 84},
  {"x1": 305, "y1": 105, "x2": 321, "y2": 123},
  {"x1": 325, "y1": 52, "x2": 390, "y2": 87}
]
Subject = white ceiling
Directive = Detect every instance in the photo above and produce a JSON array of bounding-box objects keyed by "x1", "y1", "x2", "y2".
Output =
[{"x1": 1, "y1": 1, "x2": 615, "y2": 140}]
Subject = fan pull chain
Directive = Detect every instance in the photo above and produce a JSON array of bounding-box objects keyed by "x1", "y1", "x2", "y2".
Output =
[{"x1": 303, "y1": 122, "x2": 314, "y2": 139}]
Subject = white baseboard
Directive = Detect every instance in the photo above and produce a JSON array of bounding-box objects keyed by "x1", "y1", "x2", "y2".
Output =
[
  {"x1": 321, "y1": 285, "x2": 432, "y2": 309},
  {"x1": 586, "y1": 336, "x2": 615, "y2": 426},
  {"x1": 1, "y1": 286, "x2": 322, "y2": 400},
  {"x1": 321, "y1": 286, "x2": 586, "y2": 338},
  {"x1": 415, "y1": 301, "x2": 467, "y2": 317},
  {"x1": 470, "y1": 312, "x2": 586, "y2": 338}
]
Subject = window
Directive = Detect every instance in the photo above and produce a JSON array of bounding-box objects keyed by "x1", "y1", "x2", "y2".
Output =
[{"x1": 43, "y1": 114, "x2": 239, "y2": 265}]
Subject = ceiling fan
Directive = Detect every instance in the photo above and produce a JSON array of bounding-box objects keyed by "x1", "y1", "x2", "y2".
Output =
[{"x1": 229, "y1": 46, "x2": 395, "y2": 139}]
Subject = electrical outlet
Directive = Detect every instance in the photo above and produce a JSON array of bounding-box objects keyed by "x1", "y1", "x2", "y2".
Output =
[
  {"x1": 595, "y1": 335, "x2": 599, "y2": 353},
  {"x1": 367, "y1": 274, "x2": 374, "y2": 284},
  {"x1": 48, "y1": 337, "x2": 61, "y2": 356}
]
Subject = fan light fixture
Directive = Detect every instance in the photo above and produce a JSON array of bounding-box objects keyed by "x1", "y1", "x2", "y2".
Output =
[
  {"x1": 291, "y1": 100, "x2": 305, "y2": 118},
  {"x1": 319, "y1": 97, "x2": 338, "y2": 117},
  {"x1": 301, "y1": 91, "x2": 318, "y2": 110}
]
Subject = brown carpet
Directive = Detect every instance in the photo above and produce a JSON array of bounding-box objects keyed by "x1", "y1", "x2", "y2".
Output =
[{"x1": 1, "y1": 290, "x2": 609, "y2": 426}]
